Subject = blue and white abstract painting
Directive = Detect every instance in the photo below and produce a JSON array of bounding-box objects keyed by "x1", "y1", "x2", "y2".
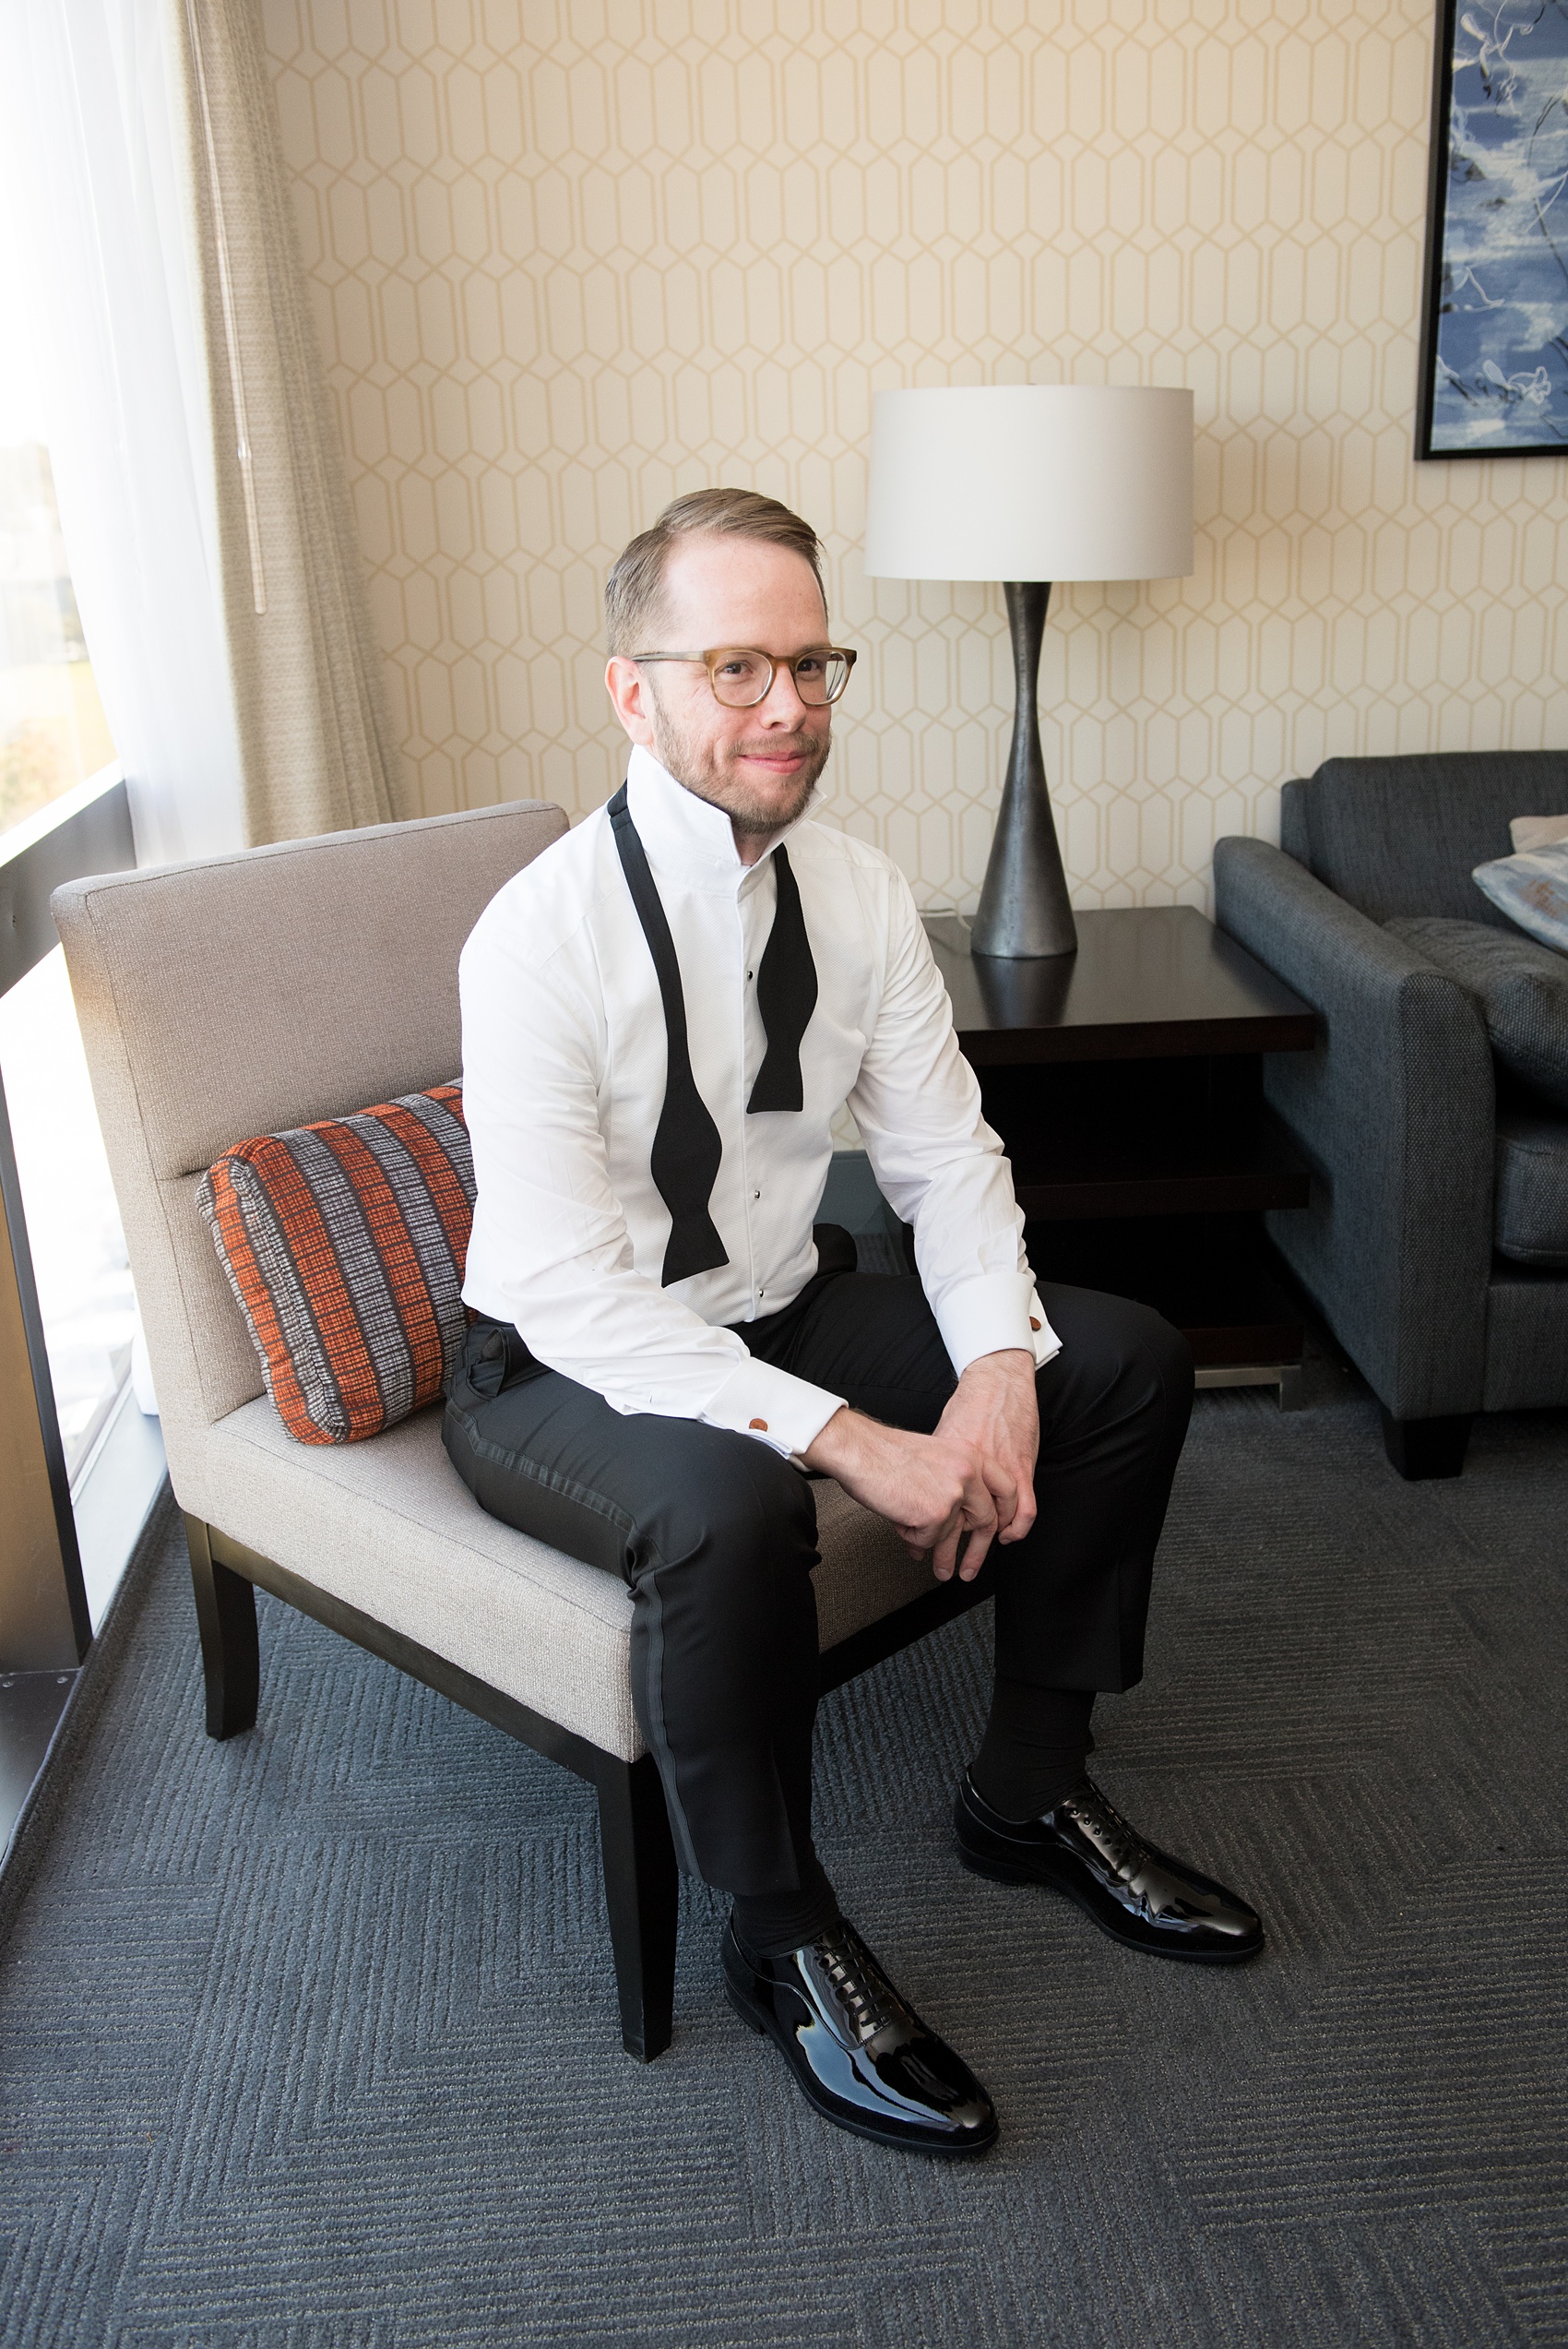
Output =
[{"x1": 1423, "y1": 0, "x2": 1568, "y2": 456}]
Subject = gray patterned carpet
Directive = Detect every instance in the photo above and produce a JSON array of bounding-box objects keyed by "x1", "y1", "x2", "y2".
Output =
[{"x1": 2, "y1": 1360, "x2": 1566, "y2": 2347}]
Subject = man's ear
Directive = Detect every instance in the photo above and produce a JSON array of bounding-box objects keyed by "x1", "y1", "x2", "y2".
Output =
[{"x1": 605, "y1": 655, "x2": 657, "y2": 746}]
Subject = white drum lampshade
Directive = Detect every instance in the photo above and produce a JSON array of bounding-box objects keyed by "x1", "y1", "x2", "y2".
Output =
[
  {"x1": 864, "y1": 384, "x2": 1195, "y2": 957},
  {"x1": 864, "y1": 384, "x2": 1194, "y2": 584}
]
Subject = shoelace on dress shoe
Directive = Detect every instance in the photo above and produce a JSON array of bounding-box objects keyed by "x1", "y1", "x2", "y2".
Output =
[
  {"x1": 1057, "y1": 1783, "x2": 1147, "y2": 1884},
  {"x1": 805, "y1": 1926, "x2": 903, "y2": 2046}
]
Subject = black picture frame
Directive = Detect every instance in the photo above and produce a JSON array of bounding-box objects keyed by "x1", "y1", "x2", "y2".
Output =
[{"x1": 1416, "y1": 0, "x2": 1568, "y2": 461}]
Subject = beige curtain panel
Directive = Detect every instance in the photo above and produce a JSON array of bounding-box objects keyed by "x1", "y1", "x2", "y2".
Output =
[{"x1": 172, "y1": 0, "x2": 398, "y2": 846}]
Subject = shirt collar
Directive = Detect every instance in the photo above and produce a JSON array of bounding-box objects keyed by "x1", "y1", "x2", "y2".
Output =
[{"x1": 623, "y1": 745, "x2": 810, "y2": 898}]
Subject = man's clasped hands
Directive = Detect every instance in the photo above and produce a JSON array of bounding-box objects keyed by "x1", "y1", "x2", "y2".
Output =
[{"x1": 803, "y1": 1348, "x2": 1040, "y2": 1584}]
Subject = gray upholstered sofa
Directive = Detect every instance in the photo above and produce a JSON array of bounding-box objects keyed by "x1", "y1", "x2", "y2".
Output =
[{"x1": 1215, "y1": 751, "x2": 1568, "y2": 1479}]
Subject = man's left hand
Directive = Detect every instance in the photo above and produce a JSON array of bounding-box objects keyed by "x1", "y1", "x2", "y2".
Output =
[{"x1": 932, "y1": 1349, "x2": 1039, "y2": 1580}]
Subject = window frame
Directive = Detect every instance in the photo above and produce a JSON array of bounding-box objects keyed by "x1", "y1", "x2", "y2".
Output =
[{"x1": 0, "y1": 762, "x2": 134, "y2": 1674}]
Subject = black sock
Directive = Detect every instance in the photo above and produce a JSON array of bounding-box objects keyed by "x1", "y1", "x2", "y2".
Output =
[
  {"x1": 731, "y1": 1856, "x2": 842, "y2": 1961},
  {"x1": 971, "y1": 1679, "x2": 1097, "y2": 1821}
]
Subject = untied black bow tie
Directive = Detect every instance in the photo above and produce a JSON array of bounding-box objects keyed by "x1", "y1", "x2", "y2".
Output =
[{"x1": 608, "y1": 781, "x2": 819, "y2": 1286}]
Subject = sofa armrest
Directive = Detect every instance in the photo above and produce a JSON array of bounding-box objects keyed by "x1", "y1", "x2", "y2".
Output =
[{"x1": 1213, "y1": 836, "x2": 1495, "y2": 1418}]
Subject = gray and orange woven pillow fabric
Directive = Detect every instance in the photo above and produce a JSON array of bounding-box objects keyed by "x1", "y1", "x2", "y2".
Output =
[{"x1": 197, "y1": 1083, "x2": 475, "y2": 1444}]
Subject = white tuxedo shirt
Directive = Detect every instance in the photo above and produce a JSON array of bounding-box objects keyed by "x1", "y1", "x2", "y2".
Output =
[{"x1": 458, "y1": 745, "x2": 1059, "y2": 1459}]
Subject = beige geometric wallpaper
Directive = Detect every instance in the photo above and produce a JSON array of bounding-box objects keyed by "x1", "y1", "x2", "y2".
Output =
[{"x1": 260, "y1": 0, "x2": 1568, "y2": 912}]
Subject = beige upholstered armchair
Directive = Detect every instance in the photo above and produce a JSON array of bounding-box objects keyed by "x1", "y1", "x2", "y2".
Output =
[{"x1": 53, "y1": 802, "x2": 981, "y2": 2058}]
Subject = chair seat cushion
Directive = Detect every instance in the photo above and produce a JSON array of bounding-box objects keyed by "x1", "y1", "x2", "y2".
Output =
[
  {"x1": 1493, "y1": 1116, "x2": 1568, "y2": 1268},
  {"x1": 197, "y1": 1085, "x2": 474, "y2": 1444},
  {"x1": 1386, "y1": 917, "x2": 1568, "y2": 1110},
  {"x1": 196, "y1": 1400, "x2": 934, "y2": 1761}
]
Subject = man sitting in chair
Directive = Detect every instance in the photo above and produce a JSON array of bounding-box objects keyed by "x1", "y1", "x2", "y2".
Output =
[{"x1": 445, "y1": 486, "x2": 1263, "y2": 2159}]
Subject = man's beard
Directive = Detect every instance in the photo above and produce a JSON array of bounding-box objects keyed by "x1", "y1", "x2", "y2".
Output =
[{"x1": 648, "y1": 700, "x2": 831, "y2": 837}]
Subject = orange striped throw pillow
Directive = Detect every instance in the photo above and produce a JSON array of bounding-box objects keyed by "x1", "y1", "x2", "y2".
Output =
[{"x1": 197, "y1": 1083, "x2": 474, "y2": 1445}]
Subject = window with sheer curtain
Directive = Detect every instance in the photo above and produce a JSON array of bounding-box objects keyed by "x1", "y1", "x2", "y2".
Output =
[
  {"x1": 0, "y1": 234, "x2": 141, "y2": 1492},
  {"x1": 0, "y1": 228, "x2": 116, "y2": 843},
  {"x1": 0, "y1": 0, "x2": 408, "y2": 1558}
]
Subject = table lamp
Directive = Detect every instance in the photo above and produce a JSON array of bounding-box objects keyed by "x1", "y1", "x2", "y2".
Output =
[{"x1": 863, "y1": 384, "x2": 1194, "y2": 960}]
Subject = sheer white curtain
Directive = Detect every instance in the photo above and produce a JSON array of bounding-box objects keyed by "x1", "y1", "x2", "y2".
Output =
[
  {"x1": 0, "y1": 0, "x2": 246, "y2": 866},
  {"x1": 0, "y1": 0, "x2": 400, "y2": 860}
]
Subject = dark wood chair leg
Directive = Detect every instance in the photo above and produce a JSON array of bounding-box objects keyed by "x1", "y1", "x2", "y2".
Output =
[
  {"x1": 184, "y1": 1515, "x2": 259, "y2": 1739},
  {"x1": 594, "y1": 1753, "x2": 679, "y2": 2062},
  {"x1": 1381, "y1": 1410, "x2": 1473, "y2": 1482}
]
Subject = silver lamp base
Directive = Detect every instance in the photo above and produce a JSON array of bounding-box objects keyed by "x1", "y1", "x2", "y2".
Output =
[{"x1": 968, "y1": 581, "x2": 1077, "y2": 960}]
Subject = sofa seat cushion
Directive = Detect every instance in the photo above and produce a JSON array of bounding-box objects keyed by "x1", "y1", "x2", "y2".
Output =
[
  {"x1": 1493, "y1": 1116, "x2": 1568, "y2": 1268},
  {"x1": 1386, "y1": 917, "x2": 1568, "y2": 1110},
  {"x1": 197, "y1": 1399, "x2": 932, "y2": 1761}
]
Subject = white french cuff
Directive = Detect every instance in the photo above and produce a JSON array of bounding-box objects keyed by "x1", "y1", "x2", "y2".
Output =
[
  {"x1": 933, "y1": 1271, "x2": 1062, "y2": 1378},
  {"x1": 698, "y1": 1354, "x2": 848, "y2": 1461}
]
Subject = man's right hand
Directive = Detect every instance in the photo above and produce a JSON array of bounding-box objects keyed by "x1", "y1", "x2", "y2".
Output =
[{"x1": 802, "y1": 1408, "x2": 1000, "y2": 1583}]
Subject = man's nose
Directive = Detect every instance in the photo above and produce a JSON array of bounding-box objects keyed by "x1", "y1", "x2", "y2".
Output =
[{"x1": 757, "y1": 664, "x2": 809, "y2": 721}]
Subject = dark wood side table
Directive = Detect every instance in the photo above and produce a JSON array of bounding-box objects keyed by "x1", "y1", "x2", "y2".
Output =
[{"x1": 924, "y1": 906, "x2": 1319, "y2": 1401}]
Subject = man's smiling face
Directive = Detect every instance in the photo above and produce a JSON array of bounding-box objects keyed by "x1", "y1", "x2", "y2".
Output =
[{"x1": 605, "y1": 533, "x2": 836, "y2": 852}]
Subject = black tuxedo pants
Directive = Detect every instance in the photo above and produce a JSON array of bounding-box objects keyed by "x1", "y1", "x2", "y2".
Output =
[{"x1": 443, "y1": 1252, "x2": 1193, "y2": 1902}]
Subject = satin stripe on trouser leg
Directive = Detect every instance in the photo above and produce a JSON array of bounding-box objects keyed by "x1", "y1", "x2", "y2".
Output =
[{"x1": 443, "y1": 1336, "x2": 824, "y2": 1896}]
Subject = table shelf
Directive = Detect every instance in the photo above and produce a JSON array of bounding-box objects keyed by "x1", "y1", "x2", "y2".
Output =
[
  {"x1": 1009, "y1": 1108, "x2": 1311, "y2": 1222},
  {"x1": 1024, "y1": 1215, "x2": 1304, "y2": 1368}
]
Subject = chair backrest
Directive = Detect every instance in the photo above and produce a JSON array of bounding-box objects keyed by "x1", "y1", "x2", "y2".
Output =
[
  {"x1": 1278, "y1": 751, "x2": 1568, "y2": 925},
  {"x1": 52, "y1": 799, "x2": 568, "y2": 1491}
]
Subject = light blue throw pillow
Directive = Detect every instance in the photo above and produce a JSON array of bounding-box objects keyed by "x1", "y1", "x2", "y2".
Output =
[{"x1": 1472, "y1": 843, "x2": 1568, "y2": 955}]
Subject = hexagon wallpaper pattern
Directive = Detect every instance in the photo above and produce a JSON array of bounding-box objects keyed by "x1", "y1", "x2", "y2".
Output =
[{"x1": 260, "y1": 0, "x2": 1568, "y2": 913}]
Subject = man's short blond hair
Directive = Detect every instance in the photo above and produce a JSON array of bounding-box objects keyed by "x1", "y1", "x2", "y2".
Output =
[{"x1": 604, "y1": 488, "x2": 826, "y2": 655}]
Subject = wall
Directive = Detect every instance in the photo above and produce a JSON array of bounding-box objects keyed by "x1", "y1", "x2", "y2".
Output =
[{"x1": 261, "y1": 0, "x2": 1568, "y2": 912}]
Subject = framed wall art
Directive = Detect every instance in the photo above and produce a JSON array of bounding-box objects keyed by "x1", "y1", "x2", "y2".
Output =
[{"x1": 1416, "y1": 0, "x2": 1568, "y2": 459}]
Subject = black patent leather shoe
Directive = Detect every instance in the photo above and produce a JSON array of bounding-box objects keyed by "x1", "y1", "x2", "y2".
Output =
[
  {"x1": 956, "y1": 1773, "x2": 1265, "y2": 1963},
  {"x1": 722, "y1": 1917, "x2": 998, "y2": 2157}
]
